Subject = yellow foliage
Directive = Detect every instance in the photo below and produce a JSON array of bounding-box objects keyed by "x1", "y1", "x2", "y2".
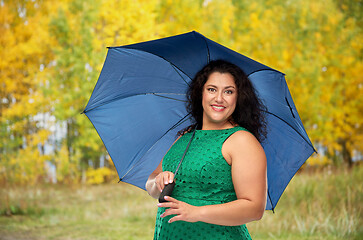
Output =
[
  {"x1": 1, "y1": 130, "x2": 52, "y2": 185},
  {"x1": 94, "y1": 0, "x2": 160, "y2": 49},
  {"x1": 32, "y1": 129, "x2": 51, "y2": 146},
  {"x1": 201, "y1": 0, "x2": 235, "y2": 43},
  {"x1": 86, "y1": 167, "x2": 115, "y2": 184},
  {"x1": 54, "y1": 144, "x2": 79, "y2": 184},
  {"x1": 307, "y1": 155, "x2": 332, "y2": 167}
]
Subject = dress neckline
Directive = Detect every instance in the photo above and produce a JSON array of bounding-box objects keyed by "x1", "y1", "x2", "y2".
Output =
[
  {"x1": 182, "y1": 126, "x2": 247, "y2": 137},
  {"x1": 196, "y1": 126, "x2": 240, "y2": 132}
]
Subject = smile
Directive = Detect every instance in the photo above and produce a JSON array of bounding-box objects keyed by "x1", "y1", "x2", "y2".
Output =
[{"x1": 211, "y1": 105, "x2": 226, "y2": 111}]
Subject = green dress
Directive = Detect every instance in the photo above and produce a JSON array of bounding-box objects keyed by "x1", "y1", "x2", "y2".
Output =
[{"x1": 154, "y1": 126, "x2": 252, "y2": 240}]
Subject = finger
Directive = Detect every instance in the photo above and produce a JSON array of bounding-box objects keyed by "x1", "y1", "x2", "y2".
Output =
[
  {"x1": 163, "y1": 173, "x2": 170, "y2": 185},
  {"x1": 164, "y1": 196, "x2": 178, "y2": 203},
  {"x1": 168, "y1": 172, "x2": 174, "y2": 183},
  {"x1": 157, "y1": 201, "x2": 178, "y2": 208},
  {"x1": 162, "y1": 208, "x2": 180, "y2": 218},
  {"x1": 168, "y1": 215, "x2": 183, "y2": 223}
]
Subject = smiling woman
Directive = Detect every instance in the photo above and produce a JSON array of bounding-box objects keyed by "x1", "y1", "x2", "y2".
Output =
[
  {"x1": 186, "y1": 60, "x2": 267, "y2": 142},
  {"x1": 145, "y1": 60, "x2": 267, "y2": 240},
  {"x1": 202, "y1": 72, "x2": 237, "y2": 130}
]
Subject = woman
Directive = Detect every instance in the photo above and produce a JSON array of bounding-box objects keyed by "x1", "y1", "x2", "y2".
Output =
[{"x1": 146, "y1": 60, "x2": 267, "y2": 239}]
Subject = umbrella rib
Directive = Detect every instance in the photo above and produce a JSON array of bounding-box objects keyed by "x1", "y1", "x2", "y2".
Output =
[
  {"x1": 264, "y1": 111, "x2": 316, "y2": 152},
  {"x1": 246, "y1": 68, "x2": 284, "y2": 77},
  {"x1": 197, "y1": 32, "x2": 211, "y2": 63},
  {"x1": 196, "y1": 33, "x2": 281, "y2": 76},
  {"x1": 267, "y1": 189, "x2": 275, "y2": 213},
  {"x1": 83, "y1": 93, "x2": 186, "y2": 113},
  {"x1": 114, "y1": 47, "x2": 194, "y2": 81},
  {"x1": 169, "y1": 64, "x2": 191, "y2": 87},
  {"x1": 119, "y1": 113, "x2": 192, "y2": 181},
  {"x1": 153, "y1": 93, "x2": 187, "y2": 102}
]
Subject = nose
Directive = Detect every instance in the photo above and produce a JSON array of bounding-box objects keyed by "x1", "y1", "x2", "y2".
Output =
[{"x1": 215, "y1": 91, "x2": 223, "y2": 103}]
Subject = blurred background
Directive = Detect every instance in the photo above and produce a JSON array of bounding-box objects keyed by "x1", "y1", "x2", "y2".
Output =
[{"x1": 0, "y1": 0, "x2": 362, "y2": 239}]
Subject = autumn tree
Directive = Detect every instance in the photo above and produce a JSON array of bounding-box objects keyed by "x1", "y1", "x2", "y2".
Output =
[
  {"x1": 45, "y1": 0, "x2": 163, "y2": 183},
  {"x1": 230, "y1": 0, "x2": 362, "y2": 166},
  {"x1": 0, "y1": 0, "x2": 55, "y2": 184}
]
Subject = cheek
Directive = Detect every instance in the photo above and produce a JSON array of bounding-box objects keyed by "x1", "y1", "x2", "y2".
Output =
[
  {"x1": 229, "y1": 95, "x2": 238, "y2": 108},
  {"x1": 202, "y1": 91, "x2": 211, "y2": 103},
  {"x1": 201, "y1": 93, "x2": 208, "y2": 109}
]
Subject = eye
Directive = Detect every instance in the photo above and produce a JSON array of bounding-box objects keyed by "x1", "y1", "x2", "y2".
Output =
[
  {"x1": 225, "y1": 90, "x2": 234, "y2": 94},
  {"x1": 207, "y1": 88, "x2": 216, "y2": 92}
]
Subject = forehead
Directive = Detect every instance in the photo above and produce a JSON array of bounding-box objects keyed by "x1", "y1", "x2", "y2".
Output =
[{"x1": 205, "y1": 72, "x2": 236, "y2": 87}]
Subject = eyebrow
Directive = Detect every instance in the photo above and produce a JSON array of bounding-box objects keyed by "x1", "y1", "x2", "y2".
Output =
[{"x1": 205, "y1": 84, "x2": 236, "y2": 89}]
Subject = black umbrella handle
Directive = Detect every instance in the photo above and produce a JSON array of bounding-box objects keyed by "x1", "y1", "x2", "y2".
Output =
[
  {"x1": 158, "y1": 127, "x2": 196, "y2": 203},
  {"x1": 158, "y1": 181, "x2": 175, "y2": 203}
]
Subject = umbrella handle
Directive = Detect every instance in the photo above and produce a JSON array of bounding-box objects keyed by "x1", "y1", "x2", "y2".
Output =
[
  {"x1": 158, "y1": 181, "x2": 176, "y2": 203},
  {"x1": 158, "y1": 126, "x2": 196, "y2": 203}
]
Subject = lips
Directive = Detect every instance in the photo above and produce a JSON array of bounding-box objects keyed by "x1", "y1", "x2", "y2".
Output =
[{"x1": 211, "y1": 104, "x2": 226, "y2": 111}]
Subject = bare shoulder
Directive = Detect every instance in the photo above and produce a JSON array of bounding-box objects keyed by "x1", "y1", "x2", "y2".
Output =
[
  {"x1": 229, "y1": 129, "x2": 258, "y2": 142},
  {"x1": 222, "y1": 130, "x2": 266, "y2": 165},
  {"x1": 224, "y1": 130, "x2": 262, "y2": 150}
]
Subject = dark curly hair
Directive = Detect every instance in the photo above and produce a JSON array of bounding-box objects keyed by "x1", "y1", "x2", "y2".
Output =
[{"x1": 183, "y1": 59, "x2": 267, "y2": 142}]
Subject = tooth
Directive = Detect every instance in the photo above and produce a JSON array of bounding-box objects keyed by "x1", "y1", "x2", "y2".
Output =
[{"x1": 213, "y1": 106, "x2": 224, "y2": 109}]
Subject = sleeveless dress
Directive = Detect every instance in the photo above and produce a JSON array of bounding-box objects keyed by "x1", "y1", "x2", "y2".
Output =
[{"x1": 154, "y1": 126, "x2": 252, "y2": 240}]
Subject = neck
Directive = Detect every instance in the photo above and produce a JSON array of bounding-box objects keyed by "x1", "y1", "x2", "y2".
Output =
[{"x1": 201, "y1": 120, "x2": 235, "y2": 130}]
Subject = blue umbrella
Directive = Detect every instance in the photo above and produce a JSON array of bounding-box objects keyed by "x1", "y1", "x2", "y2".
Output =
[{"x1": 83, "y1": 31, "x2": 315, "y2": 211}]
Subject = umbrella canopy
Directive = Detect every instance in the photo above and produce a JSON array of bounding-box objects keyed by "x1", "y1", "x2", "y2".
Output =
[{"x1": 83, "y1": 31, "x2": 315, "y2": 211}]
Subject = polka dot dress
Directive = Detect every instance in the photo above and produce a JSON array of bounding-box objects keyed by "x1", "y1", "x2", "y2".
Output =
[{"x1": 154, "y1": 126, "x2": 252, "y2": 240}]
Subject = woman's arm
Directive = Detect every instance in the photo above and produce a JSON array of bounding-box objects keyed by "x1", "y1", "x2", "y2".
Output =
[
  {"x1": 145, "y1": 160, "x2": 174, "y2": 199},
  {"x1": 159, "y1": 130, "x2": 267, "y2": 225},
  {"x1": 145, "y1": 160, "x2": 163, "y2": 199},
  {"x1": 145, "y1": 135, "x2": 182, "y2": 199}
]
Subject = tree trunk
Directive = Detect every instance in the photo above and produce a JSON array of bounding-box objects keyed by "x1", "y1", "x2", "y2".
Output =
[{"x1": 340, "y1": 139, "x2": 353, "y2": 168}]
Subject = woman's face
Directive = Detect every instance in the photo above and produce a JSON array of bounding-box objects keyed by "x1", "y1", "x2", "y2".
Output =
[{"x1": 202, "y1": 72, "x2": 237, "y2": 129}]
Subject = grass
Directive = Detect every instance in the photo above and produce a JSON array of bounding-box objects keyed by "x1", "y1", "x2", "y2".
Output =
[
  {"x1": 0, "y1": 165, "x2": 362, "y2": 240},
  {"x1": 0, "y1": 184, "x2": 156, "y2": 240}
]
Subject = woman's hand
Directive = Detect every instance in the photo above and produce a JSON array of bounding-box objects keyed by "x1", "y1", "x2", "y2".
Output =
[
  {"x1": 158, "y1": 196, "x2": 199, "y2": 223},
  {"x1": 155, "y1": 171, "x2": 175, "y2": 192}
]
